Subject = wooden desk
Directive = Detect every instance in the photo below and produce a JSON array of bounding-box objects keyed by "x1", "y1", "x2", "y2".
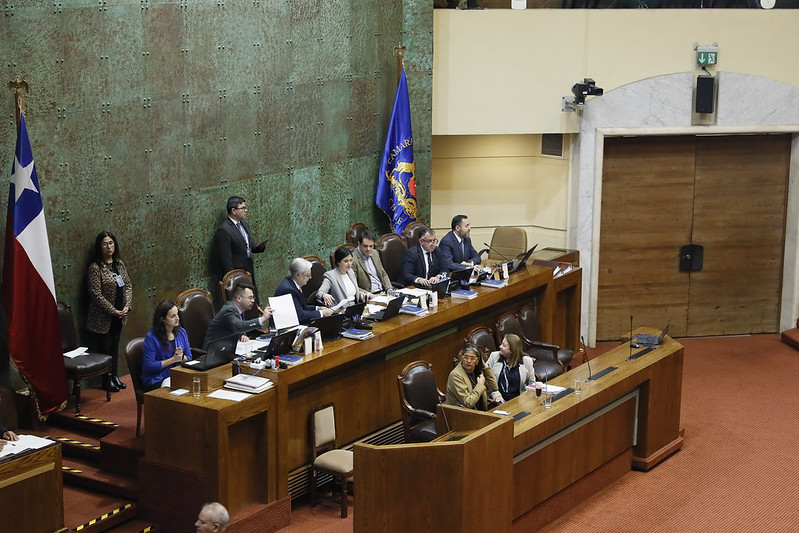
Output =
[
  {"x1": 506, "y1": 330, "x2": 684, "y2": 525},
  {"x1": 258, "y1": 265, "x2": 581, "y2": 500},
  {"x1": 142, "y1": 367, "x2": 281, "y2": 531},
  {"x1": 0, "y1": 442, "x2": 65, "y2": 533}
]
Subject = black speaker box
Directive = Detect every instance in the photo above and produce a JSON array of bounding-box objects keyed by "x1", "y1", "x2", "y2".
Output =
[{"x1": 696, "y1": 75, "x2": 715, "y2": 114}]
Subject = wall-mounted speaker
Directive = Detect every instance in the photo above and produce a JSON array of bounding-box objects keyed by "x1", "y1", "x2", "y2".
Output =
[{"x1": 696, "y1": 75, "x2": 715, "y2": 114}]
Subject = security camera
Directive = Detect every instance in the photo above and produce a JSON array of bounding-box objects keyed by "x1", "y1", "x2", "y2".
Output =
[{"x1": 570, "y1": 78, "x2": 604, "y2": 106}]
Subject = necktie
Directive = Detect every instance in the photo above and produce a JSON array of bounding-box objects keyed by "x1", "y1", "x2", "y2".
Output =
[
  {"x1": 237, "y1": 223, "x2": 251, "y2": 257},
  {"x1": 426, "y1": 252, "x2": 432, "y2": 276}
]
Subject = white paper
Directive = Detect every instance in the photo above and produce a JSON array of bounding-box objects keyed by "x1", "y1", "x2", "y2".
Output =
[
  {"x1": 183, "y1": 360, "x2": 200, "y2": 366},
  {"x1": 365, "y1": 303, "x2": 385, "y2": 315},
  {"x1": 235, "y1": 338, "x2": 270, "y2": 355},
  {"x1": 399, "y1": 288, "x2": 431, "y2": 298},
  {"x1": 330, "y1": 299, "x2": 349, "y2": 312},
  {"x1": 268, "y1": 294, "x2": 300, "y2": 330},
  {"x1": 170, "y1": 388, "x2": 190, "y2": 396},
  {"x1": 0, "y1": 434, "x2": 53, "y2": 459},
  {"x1": 207, "y1": 389, "x2": 249, "y2": 402},
  {"x1": 63, "y1": 347, "x2": 88, "y2": 359},
  {"x1": 369, "y1": 295, "x2": 390, "y2": 305}
]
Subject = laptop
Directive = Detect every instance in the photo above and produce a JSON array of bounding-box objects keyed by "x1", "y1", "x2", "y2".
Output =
[
  {"x1": 448, "y1": 267, "x2": 473, "y2": 290},
  {"x1": 256, "y1": 329, "x2": 297, "y2": 357},
  {"x1": 637, "y1": 322, "x2": 671, "y2": 347},
  {"x1": 183, "y1": 338, "x2": 238, "y2": 371},
  {"x1": 367, "y1": 294, "x2": 406, "y2": 321},
  {"x1": 310, "y1": 313, "x2": 347, "y2": 340},
  {"x1": 509, "y1": 244, "x2": 538, "y2": 274},
  {"x1": 343, "y1": 301, "x2": 367, "y2": 319}
]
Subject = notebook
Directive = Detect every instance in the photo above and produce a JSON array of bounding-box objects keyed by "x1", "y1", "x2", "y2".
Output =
[{"x1": 637, "y1": 322, "x2": 671, "y2": 347}]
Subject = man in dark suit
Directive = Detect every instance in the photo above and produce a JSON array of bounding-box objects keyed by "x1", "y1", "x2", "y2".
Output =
[
  {"x1": 203, "y1": 282, "x2": 272, "y2": 350},
  {"x1": 400, "y1": 226, "x2": 447, "y2": 287},
  {"x1": 439, "y1": 214, "x2": 482, "y2": 271},
  {"x1": 274, "y1": 258, "x2": 334, "y2": 324},
  {"x1": 212, "y1": 196, "x2": 266, "y2": 303}
]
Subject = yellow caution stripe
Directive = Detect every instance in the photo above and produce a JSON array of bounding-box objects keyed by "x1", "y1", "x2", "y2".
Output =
[
  {"x1": 54, "y1": 436, "x2": 100, "y2": 450},
  {"x1": 62, "y1": 465, "x2": 83, "y2": 474},
  {"x1": 74, "y1": 503, "x2": 133, "y2": 531},
  {"x1": 74, "y1": 414, "x2": 119, "y2": 427}
]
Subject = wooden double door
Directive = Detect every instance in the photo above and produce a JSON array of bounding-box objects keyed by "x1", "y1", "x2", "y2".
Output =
[{"x1": 597, "y1": 134, "x2": 790, "y2": 340}]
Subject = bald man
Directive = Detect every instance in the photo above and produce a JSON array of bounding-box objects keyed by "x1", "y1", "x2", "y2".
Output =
[{"x1": 195, "y1": 502, "x2": 229, "y2": 533}]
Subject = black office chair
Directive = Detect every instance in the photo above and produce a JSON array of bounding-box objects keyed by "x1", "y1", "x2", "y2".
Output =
[{"x1": 397, "y1": 361, "x2": 446, "y2": 443}]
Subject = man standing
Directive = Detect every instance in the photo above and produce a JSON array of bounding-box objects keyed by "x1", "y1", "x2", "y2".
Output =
[
  {"x1": 203, "y1": 283, "x2": 272, "y2": 350},
  {"x1": 439, "y1": 214, "x2": 482, "y2": 271},
  {"x1": 195, "y1": 502, "x2": 228, "y2": 533},
  {"x1": 212, "y1": 196, "x2": 266, "y2": 302},
  {"x1": 351, "y1": 230, "x2": 393, "y2": 293},
  {"x1": 400, "y1": 226, "x2": 446, "y2": 287}
]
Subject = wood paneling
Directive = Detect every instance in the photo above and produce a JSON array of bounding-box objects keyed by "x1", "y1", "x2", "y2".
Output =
[
  {"x1": 598, "y1": 134, "x2": 790, "y2": 340},
  {"x1": 0, "y1": 443, "x2": 65, "y2": 533}
]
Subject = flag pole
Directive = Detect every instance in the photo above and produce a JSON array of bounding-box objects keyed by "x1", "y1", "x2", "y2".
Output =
[
  {"x1": 7, "y1": 77, "x2": 28, "y2": 129},
  {"x1": 393, "y1": 44, "x2": 407, "y2": 86}
]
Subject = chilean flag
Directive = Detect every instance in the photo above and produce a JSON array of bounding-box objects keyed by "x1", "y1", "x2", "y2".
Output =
[{"x1": 2, "y1": 113, "x2": 66, "y2": 415}]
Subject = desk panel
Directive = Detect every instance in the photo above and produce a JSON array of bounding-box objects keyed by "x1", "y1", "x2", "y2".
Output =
[{"x1": 0, "y1": 443, "x2": 65, "y2": 533}]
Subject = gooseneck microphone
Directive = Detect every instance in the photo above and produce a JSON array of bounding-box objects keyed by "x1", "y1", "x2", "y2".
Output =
[
  {"x1": 629, "y1": 315, "x2": 634, "y2": 359},
  {"x1": 581, "y1": 335, "x2": 592, "y2": 381},
  {"x1": 483, "y1": 242, "x2": 512, "y2": 263}
]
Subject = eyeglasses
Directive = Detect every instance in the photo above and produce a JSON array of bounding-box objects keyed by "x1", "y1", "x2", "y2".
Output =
[
  {"x1": 420, "y1": 238, "x2": 438, "y2": 245},
  {"x1": 461, "y1": 355, "x2": 479, "y2": 362},
  {"x1": 234, "y1": 206, "x2": 248, "y2": 211},
  {"x1": 101, "y1": 241, "x2": 115, "y2": 248}
]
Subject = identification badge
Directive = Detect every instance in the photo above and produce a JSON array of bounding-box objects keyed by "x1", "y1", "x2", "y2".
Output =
[{"x1": 115, "y1": 274, "x2": 124, "y2": 287}]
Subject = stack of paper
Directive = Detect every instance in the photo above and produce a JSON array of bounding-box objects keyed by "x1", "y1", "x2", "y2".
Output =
[
  {"x1": 224, "y1": 373, "x2": 273, "y2": 394},
  {"x1": 400, "y1": 305, "x2": 429, "y2": 317},
  {"x1": 479, "y1": 279, "x2": 507, "y2": 289},
  {"x1": 342, "y1": 328, "x2": 375, "y2": 340}
]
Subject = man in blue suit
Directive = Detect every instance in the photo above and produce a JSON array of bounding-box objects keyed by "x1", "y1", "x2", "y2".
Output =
[
  {"x1": 439, "y1": 214, "x2": 482, "y2": 271},
  {"x1": 400, "y1": 226, "x2": 447, "y2": 287},
  {"x1": 274, "y1": 258, "x2": 334, "y2": 324}
]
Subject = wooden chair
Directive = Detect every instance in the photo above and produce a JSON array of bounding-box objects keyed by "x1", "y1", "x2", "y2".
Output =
[
  {"x1": 479, "y1": 226, "x2": 528, "y2": 261},
  {"x1": 402, "y1": 220, "x2": 428, "y2": 249},
  {"x1": 176, "y1": 288, "x2": 214, "y2": 357},
  {"x1": 346, "y1": 222, "x2": 368, "y2": 245},
  {"x1": 302, "y1": 255, "x2": 328, "y2": 304},
  {"x1": 218, "y1": 269, "x2": 253, "y2": 306},
  {"x1": 376, "y1": 233, "x2": 407, "y2": 288},
  {"x1": 397, "y1": 361, "x2": 445, "y2": 443},
  {"x1": 124, "y1": 337, "x2": 146, "y2": 437},
  {"x1": 309, "y1": 403, "x2": 354, "y2": 518},
  {"x1": 57, "y1": 302, "x2": 111, "y2": 413},
  {"x1": 463, "y1": 326, "x2": 498, "y2": 362},
  {"x1": 518, "y1": 303, "x2": 574, "y2": 370},
  {"x1": 495, "y1": 311, "x2": 564, "y2": 381}
]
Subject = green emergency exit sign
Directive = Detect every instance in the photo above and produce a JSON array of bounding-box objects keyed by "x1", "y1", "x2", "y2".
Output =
[{"x1": 696, "y1": 47, "x2": 718, "y2": 66}]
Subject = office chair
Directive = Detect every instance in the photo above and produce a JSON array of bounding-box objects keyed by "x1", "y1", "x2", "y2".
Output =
[
  {"x1": 463, "y1": 326, "x2": 498, "y2": 362},
  {"x1": 479, "y1": 226, "x2": 528, "y2": 261},
  {"x1": 124, "y1": 337, "x2": 146, "y2": 436},
  {"x1": 329, "y1": 243, "x2": 356, "y2": 268},
  {"x1": 302, "y1": 255, "x2": 328, "y2": 304},
  {"x1": 309, "y1": 403, "x2": 354, "y2": 518},
  {"x1": 376, "y1": 233, "x2": 407, "y2": 288},
  {"x1": 402, "y1": 220, "x2": 428, "y2": 249},
  {"x1": 176, "y1": 288, "x2": 214, "y2": 357},
  {"x1": 346, "y1": 222, "x2": 369, "y2": 245},
  {"x1": 57, "y1": 301, "x2": 112, "y2": 413},
  {"x1": 397, "y1": 361, "x2": 446, "y2": 443},
  {"x1": 518, "y1": 303, "x2": 574, "y2": 370}
]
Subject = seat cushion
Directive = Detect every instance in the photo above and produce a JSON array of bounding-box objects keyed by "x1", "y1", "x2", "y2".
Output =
[
  {"x1": 314, "y1": 449, "x2": 354, "y2": 474},
  {"x1": 532, "y1": 359, "x2": 563, "y2": 381},
  {"x1": 63, "y1": 353, "x2": 112, "y2": 376},
  {"x1": 409, "y1": 420, "x2": 437, "y2": 443}
]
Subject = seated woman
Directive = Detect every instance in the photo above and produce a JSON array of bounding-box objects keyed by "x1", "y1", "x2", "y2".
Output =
[
  {"x1": 317, "y1": 248, "x2": 371, "y2": 308},
  {"x1": 487, "y1": 333, "x2": 537, "y2": 402},
  {"x1": 445, "y1": 344, "x2": 504, "y2": 410},
  {"x1": 142, "y1": 301, "x2": 193, "y2": 392}
]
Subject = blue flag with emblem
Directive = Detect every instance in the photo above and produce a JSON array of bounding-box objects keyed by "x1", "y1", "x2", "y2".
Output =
[{"x1": 376, "y1": 68, "x2": 417, "y2": 235}]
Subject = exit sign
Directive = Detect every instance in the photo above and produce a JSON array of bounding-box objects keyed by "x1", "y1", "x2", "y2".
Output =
[{"x1": 696, "y1": 46, "x2": 718, "y2": 66}]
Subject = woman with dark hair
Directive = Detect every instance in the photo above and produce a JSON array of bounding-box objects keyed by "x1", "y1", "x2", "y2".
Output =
[
  {"x1": 316, "y1": 247, "x2": 371, "y2": 307},
  {"x1": 487, "y1": 333, "x2": 537, "y2": 402},
  {"x1": 142, "y1": 301, "x2": 192, "y2": 391},
  {"x1": 445, "y1": 344, "x2": 503, "y2": 410},
  {"x1": 86, "y1": 231, "x2": 132, "y2": 392}
]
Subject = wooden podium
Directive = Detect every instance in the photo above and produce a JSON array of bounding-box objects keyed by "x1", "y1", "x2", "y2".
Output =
[{"x1": 354, "y1": 406, "x2": 514, "y2": 533}]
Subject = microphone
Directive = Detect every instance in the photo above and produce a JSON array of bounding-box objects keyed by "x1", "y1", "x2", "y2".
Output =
[
  {"x1": 437, "y1": 395, "x2": 452, "y2": 437},
  {"x1": 581, "y1": 335, "x2": 592, "y2": 381},
  {"x1": 629, "y1": 315, "x2": 633, "y2": 359},
  {"x1": 483, "y1": 242, "x2": 512, "y2": 263}
]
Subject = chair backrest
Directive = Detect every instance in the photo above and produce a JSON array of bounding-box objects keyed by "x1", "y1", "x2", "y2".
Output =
[
  {"x1": 403, "y1": 221, "x2": 428, "y2": 249},
  {"x1": 124, "y1": 337, "x2": 146, "y2": 396},
  {"x1": 218, "y1": 269, "x2": 253, "y2": 305},
  {"x1": 398, "y1": 361, "x2": 442, "y2": 415},
  {"x1": 489, "y1": 226, "x2": 528, "y2": 260},
  {"x1": 346, "y1": 222, "x2": 368, "y2": 245},
  {"x1": 56, "y1": 301, "x2": 78, "y2": 352},
  {"x1": 377, "y1": 233, "x2": 407, "y2": 285},
  {"x1": 518, "y1": 303, "x2": 542, "y2": 343},
  {"x1": 302, "y1": 256, "x2": 328, "y2": 303},
  {"x1": 495, "y1": 311, "x2": 527, "y2": 348},
  {"x1": 310, "y1": 403, "x2": 337, "y2": 457},
  {"x1": 463, "y1": 326, "x2": 498, "y2": 362},
  {"x1": 329, "y1": 243, "x2": 356, "y2": 269},
  {"x1": 177, "y1": 288, "x2": 215, "y2": 351}
]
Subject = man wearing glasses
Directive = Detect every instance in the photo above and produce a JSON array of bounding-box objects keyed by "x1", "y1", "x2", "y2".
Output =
[
  {"x1": 399, "y1": 226, "x2": 447, "y2": 287},
  {"x1": 212, "y1": 196, "x2": 267, "y2": 303},
  {"x1": 203, "y1": 282, "x2": 272, "y2": 350}
]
